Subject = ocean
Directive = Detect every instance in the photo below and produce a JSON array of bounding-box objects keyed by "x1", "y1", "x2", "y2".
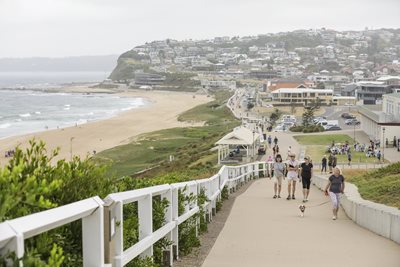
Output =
[
  {"x1": 0, "y1": 72, "x2": 148, "y2": 139},
  {"x1": 0, "y1": 71, "x2": 110, "y2": 88}
]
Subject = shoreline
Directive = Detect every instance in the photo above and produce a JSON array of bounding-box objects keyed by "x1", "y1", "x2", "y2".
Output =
[{"x1": 0, "y1": 87, "x2": 212, "y2": 166}]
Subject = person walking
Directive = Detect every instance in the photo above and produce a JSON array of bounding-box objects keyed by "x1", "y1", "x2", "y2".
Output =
[
  {"x1": 377, "y1": 150, "x2": 381, "y2": 163},
  {"x1": 273, "y1": 136, "x2": 278, "y2": 145},
  {"x1": 328, "y1": 153, "x2": 334, "y2": 173},
  {"x1": 286, "y1": 146, "x2": 292, "y2": 159},
  {"x1": 300, "y1": 156, "x2": 313, "y2": 202},
  {"x1": 321, "y1": 155, "x2": 327, "y2": 174},
  {"x1": 332, "y1": 154, "x2": 337, "y2": 169},
  {"x1": 347, "y1": 151, "x2": 352, "y2": 166},
  {"x1": 286, "y1": 152, "x2": 299, "y2": 200},
  {"x1": 272, "y1": 154, "x2": 285, "y2": 199},
  {"x1": 267, "y1": 135, "x2": 272, "y2": 147},
  {"x1": 324, "y1": 167, "x2": 345, "y2": 220}
]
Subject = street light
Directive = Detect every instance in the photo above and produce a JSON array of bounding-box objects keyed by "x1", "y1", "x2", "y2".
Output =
[
  {"x1": 252, "y1": 130, "x2": 255, "y2": 160},
  {"x1": 382, "y1": 127, "x2": 385, "y2": 162}
]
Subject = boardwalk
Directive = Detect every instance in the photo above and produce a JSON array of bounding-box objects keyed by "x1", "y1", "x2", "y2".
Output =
[{"x1": 202, "y1": 177, "x2": 400, "y2": 267}]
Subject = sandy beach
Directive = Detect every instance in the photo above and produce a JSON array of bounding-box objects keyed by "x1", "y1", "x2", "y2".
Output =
[{"x1": 0, "y1": 89, "x2": 212, "y2": 166}]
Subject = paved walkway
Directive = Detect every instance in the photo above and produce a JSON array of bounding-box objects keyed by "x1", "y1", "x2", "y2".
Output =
[{"x1": 202, "y1": 177, "x2": 400, "y2": 267}]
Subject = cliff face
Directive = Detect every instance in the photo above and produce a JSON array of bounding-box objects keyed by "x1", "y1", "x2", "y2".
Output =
[{"x1": 109, "y1": 50, "x2": 150, "y2": 81}]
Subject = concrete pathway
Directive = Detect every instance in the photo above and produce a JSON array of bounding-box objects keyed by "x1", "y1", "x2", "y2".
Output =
[{"x1": 202, "y1": 177, "x2": 400, "y2": 267}]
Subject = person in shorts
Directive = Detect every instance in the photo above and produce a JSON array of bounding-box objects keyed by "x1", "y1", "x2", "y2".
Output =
[
  {"x1": 286, "y1": 152, "x2": 299, "y2": 200},
  {"x1": 324, "y1": 167, "x2": 345, "y2": 220},
  {"x1": 272, "y1": 154, "x2": 285, "y2": 199},
  {"x1": 300, "y1": 156, "x2": 313, "y2": 202}
]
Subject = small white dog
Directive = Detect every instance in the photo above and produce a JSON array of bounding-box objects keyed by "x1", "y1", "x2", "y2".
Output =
[{"x1": 299, "y1": 204, "x2": 306, "y2": 217}]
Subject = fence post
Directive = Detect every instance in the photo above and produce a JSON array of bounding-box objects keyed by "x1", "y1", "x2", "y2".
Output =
[
  {"x1": 162, "y1": 188, "x2": 173, "y2": 266},
  {"x1": 171, "y1": 187, "x2": 179, "y2": 261},
  {"x1": 113, "y1": 201, "x2": 124, "y2": 267},
  {"x1": 82, "y1": 196, "x2": 104, "y2": 267},
  {"x1": 139, "y1": 193, "x2": 153, "y2": 257}
]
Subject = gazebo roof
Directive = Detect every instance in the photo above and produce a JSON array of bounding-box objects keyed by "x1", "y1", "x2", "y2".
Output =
[{"x1": 216, "y1": 127, "x2": 260, "y2": 145}]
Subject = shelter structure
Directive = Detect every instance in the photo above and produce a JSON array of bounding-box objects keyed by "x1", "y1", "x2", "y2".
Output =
[{"x1": 216, "y1": 126, "x2": 261, "y2": 164}]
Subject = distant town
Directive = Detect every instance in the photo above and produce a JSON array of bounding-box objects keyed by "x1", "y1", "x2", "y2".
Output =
[{"x1": 104, "y1": 28, "x2": 400, "y2": 147}]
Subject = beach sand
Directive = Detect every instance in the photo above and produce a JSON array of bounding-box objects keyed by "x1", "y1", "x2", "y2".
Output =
[{"x1": 0, "y1": 89, "x2": 212, "y2": 166}]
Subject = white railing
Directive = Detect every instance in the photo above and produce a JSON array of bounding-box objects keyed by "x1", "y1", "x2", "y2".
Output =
[{"x1": 0, "y1": 162, "x2": 267, "y2": 267}]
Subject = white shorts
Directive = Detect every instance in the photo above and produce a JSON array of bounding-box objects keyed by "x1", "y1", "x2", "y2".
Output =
[{"x1": 286, "y1": 172, "x2": 298, "y2": 181}]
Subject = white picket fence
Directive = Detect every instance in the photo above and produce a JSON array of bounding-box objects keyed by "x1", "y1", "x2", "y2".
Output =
[{"x1": 0, "y1": 162, "x2": 269, "y2": 267}]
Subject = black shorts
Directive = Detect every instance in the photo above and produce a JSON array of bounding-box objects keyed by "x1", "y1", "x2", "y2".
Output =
[{"x1": 302, "y1": 176, "x2": 311, "y2": 189}]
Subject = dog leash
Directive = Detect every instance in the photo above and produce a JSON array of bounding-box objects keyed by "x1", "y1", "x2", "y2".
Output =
[{"x1": 305, "y1": 200, "x2": 330, "y2": 208}]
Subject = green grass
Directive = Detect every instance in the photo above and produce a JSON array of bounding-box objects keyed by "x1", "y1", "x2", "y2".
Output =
[
  {"x1": 94, "y1": 90, "x2": 240, "y2": 178},
  {"x1": 294, "y1": 134, "x2": 354, "y2": 145},
  {"x1": 346, "y1": 162, "x2": 400, "y2": 208},
  {"x1": 305, "y1": 145, "x2": 382, "y2": 164}
]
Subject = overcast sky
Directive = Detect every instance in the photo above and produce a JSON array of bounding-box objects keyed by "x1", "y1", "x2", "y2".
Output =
[{"x1": 0, "y1": 0, "x2": 399, "y2": 58}]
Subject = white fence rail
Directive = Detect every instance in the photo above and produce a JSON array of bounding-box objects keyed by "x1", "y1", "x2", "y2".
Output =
[{"x1": 0, "y1": 162, "x2": 268, "y2": 267}]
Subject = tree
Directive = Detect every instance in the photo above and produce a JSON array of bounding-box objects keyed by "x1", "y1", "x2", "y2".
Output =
[
  {"x1": 302, "y1": 107, "x2": 314, "y2": 127},
  {"x1": 0, "y1": 139, "x2": 113, "y2": 266}
]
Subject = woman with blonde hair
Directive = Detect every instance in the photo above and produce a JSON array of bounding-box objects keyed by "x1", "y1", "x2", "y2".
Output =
[{"x1": 324, "y1": 167, "x2": 345, "y2": 220}]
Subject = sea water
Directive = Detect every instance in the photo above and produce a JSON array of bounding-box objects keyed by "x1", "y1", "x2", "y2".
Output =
[{"x1": 0, "y1": 89, "x2": 149, "y2": 139}]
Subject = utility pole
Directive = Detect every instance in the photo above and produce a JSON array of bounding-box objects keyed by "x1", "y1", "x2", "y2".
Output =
[{"x1": 382, "y1": 127, "x2": 385, "y2": 162}]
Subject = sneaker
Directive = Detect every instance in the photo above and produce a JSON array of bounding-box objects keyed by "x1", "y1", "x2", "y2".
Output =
[
  {"x1": 292, "y1": 195, "x2": 295, "y2": 200},
  {"x1": 273, "y1": 195, "x2": 277, "y2": 199},
  {"x1": 302, "y1": 199, "x2": 306, "y2": 203},
  {"x1": 278, "y1": 195, "x2": 281, "y2": 198},
  {"x1": 286, "y1": 196, "x2": 291, "y2": 200},
  {"x1": 332, "y1": 216, "x2": 337, "y2": 220},
  {"x1": 305, "y1": 199, "x2": 308, "y2": 202}
]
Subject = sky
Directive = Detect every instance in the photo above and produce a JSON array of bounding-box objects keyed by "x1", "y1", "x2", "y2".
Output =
[{"x1": 0, "y1": 0, "x2": 399, "y2": 58}]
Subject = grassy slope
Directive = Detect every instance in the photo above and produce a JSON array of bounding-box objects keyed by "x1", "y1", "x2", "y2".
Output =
[
  {"x1": 346, "y1": 162, "x2": 400, "y2": 208},
  {"x1": 95, "y1": 90, "x2": 239, "y2": 178}
]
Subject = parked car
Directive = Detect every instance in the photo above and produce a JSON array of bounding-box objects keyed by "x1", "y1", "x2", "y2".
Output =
[
  {"x1": 341, "y1": 113, "x2": 355, "y2": 119},
  {"x1": 345, "y1": 119, "x2": 360, "y2": 125},
  {"x1": 258, "y1": 145, "x2": 266, "y2": 155},
  {"x1": 325, "y1": 125, "x2": 342, "y2": 131},
  {"x1": 313, "y1": 116, "x2": 327, "y2": 124}
]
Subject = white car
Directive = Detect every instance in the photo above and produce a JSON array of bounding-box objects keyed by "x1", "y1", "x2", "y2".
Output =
[{"x1": 273, "y1": 125, "x2": 285, "y2": 132}]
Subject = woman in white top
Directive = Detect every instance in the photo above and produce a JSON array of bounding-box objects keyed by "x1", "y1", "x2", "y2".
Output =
[{"x1": 286, "y1": 152, "x2": 299, "y2": 200}]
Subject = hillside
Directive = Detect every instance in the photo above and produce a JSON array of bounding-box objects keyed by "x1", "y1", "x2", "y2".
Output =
[
  {"x1": 109, "y1": 28, "x2": 400, "y2": 82},
  {"x1": 346, "y1": 162, "x2": 400, "y2": 208}
]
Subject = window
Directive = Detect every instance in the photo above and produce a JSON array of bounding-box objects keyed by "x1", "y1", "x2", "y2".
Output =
[{"x1": 310, "y1": 93, "x2": 315, "y2": 97}]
